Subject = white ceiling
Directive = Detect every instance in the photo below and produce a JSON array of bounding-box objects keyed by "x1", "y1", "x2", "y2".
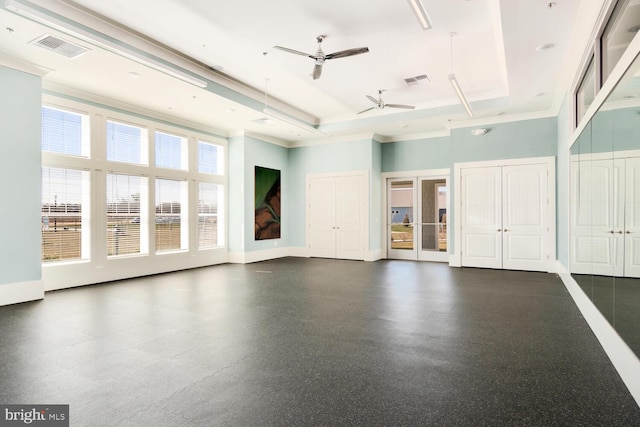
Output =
[{"x1": 0, "y1": 0, "x2": 588, "y2": 144}]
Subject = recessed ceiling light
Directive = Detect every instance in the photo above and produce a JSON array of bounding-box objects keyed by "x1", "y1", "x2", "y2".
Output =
[
  {"x1": 533, "y1": 92, "x2": 546, "y2": 97},
  {"x1": 128, "y1": 71, "x2": 141, "y2": 78},
  {"x1": 536, "y1": 43, "x2": 555, "y2": 51},
  {"x1": 495, "y1": 111, "x2": 505, "y2": 116},
  {"x1": 629, "y1": 25, "x2": 640, "y2": 33}
]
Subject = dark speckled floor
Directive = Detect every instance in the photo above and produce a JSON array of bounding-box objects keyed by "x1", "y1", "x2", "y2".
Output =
[{"x1": 1, "y1": 258, "x2": 639, "y2": 426}]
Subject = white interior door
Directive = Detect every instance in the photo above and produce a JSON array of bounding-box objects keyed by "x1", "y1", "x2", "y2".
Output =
[
  {"x1": 624, "y1": 157, "x2": 640, "y2": 277},
  {"x1": 460, "y1": 166, "x2": 502, "y2": 269},
  {"x1": 335, "y1": 175, "x2": 365, "y2": 260},
  {"x1": 461, "y1": 162, "x2": 550, "y2": 271},
  {"x1": 308, "y1": 176, "x2": 336, "y2": 258},
  {"x1": 571, "y1": 159, "x2": 620, "y2": 276},
  {"x1": 308, "y1": 172, "x2": 366, "y2": 260},
  {"x1": 502, "y1": 163, "x2": 548, "y2": 272}
]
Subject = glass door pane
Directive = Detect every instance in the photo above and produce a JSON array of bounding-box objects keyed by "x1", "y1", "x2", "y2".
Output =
[
  {"x1": 418, "y1": 178, "x2": 449, "y2": 262},
  {"x1": 388, "y1": 179, "x2": 416, "y2": 259}
]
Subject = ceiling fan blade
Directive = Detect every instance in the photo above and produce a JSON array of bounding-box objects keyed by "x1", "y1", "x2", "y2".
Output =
[
  {"x1": 273, "y1": 45, "x2": 316, "y2": 59},
  {"x1": 325, "y1": 47, "x2": 369, "y2": 60},
  {"x1": 386, "y1": 104, "x2": 415, "y2": 110},
  {"x1": 312, "y1": 64, "x2": 323, "y2": 80},
  {"x1": 366, "y1": 95, "x2": 378, "y2": 104},
  {"x1": 357, "y1": 107, "x2": 375, "y2": 114}
]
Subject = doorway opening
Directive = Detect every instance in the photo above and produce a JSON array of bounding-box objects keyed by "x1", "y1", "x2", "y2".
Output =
[{"x1": 387, "y1": 177, "x2": 448, "y2": 262}]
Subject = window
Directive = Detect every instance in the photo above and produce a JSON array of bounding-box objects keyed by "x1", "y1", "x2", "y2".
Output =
[
  {"x1": 155, "y1": 131, "x2": 187, "y2": 170},
  {"x1": 601, "y1": 0, "x2": 640, "y2": 83},
  {"x1": 107, "y1": 120, "x2": 148, "y2": 165},
  {"x1": 198, "y1": 140, "x2": 224, "y2": 174},
  {"x1": 42, "y1": 106, "x2": 89, "y2": 156},
  {"x1": 107, "y1": 174, "x2": 149, "y2": 257},
  {"x1": 198, "y1": 182, "x2": 224, "y2": 249},
  {"x1": 155, "y1": 178, "x2": 188, "y2": 252},
  {"x1": 41, "y1": 167, "x2": 90, "y2": 262},
  {"x1": 41, "y1": 100, "x2": 227, "y2": 289},
  {"x1": 576, "y1": 56, "x2": 595, "y2": 125}
]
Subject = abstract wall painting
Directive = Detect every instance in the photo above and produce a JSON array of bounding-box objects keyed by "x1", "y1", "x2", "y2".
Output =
[{"x1": 254, "y1": 166, "x2": 281, "y2": 240}]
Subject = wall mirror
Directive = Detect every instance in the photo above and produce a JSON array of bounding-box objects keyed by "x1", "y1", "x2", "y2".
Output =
[{"x1": 570, "y1": 52, "x2": 640, "y2": 357}]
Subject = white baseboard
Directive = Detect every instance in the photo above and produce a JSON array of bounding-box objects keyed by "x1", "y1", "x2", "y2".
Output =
[
  {"x1": 558, "y1": 272, "x2": 640, "y2": 407},
  {"x1": 449, "y1": 254, "x2": 461, "y2": 267},
  {"x1": 365, "y1": 249, "x2": 384, "y2": 262},
  {"x1": 554, "y1": 260, "x2": 568, "y2": 275},
  {"x1": 228, "y1": 247, "x2": 292, "y2": 264},
  {"x1": 0, "y1": 280, "x2": 44, "y2": 306}
]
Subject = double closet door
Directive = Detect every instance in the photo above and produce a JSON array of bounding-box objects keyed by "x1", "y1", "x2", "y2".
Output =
[
  {"x1": 460, "y1": 162, "x2": 550, "y2": 272},
  {"x1": 307, "y1": 172, "x2": 367, "y2": 260},
  {"x1": 571, "y1": 157, "x2": 640, "y2": 277}
]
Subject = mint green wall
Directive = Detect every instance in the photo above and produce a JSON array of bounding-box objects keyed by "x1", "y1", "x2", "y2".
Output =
[
  {"x1": 381, "y1": 136, "x2": 451, "y2": 172},
  {"x1": 450, "y1": 117, "x2": 557, "y2": 162},
  {"x1": 0, "y1": 67, "x2": 42, "y2": 285},
  {"x1": 229, "y1": 135, "x2": 288, "y2": 252},
  {"x1": 288, "y1": 138, "x2": 375, "y2": 248},
  {"x1": 590, "y1": 107, "x2": 640, "y2": 154}
]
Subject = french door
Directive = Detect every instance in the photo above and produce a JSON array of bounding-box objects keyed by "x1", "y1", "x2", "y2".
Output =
[{"x1": 387, "y1": 177, "x2": 448, "y2": 262}]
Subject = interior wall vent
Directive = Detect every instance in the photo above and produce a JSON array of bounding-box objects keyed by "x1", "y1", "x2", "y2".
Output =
[
  {"x1": 30, "y1": 34, "x2": 89, "y2": 59},
  {"x1": 404, "y1": 74, "x2": 431, "y2": 86}
]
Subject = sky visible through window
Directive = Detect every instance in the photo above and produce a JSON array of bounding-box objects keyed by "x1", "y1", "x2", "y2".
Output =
[{"x1": 42, "y1": 108, "x2": 219, "y2": 207}]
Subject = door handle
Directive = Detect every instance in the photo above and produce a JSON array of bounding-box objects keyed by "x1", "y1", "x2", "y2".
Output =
[
  {"x1": 503, "y1": 229, "x2": 509, "y2": 232},
  {"x1": 627, "y1": 231, "x2": 632, "y2": 234},
  {"x1": 609, "y1": 230, "x2": 615, "y2": 234},
  {"x1": 617, "y1": 230, "x2": 623, "y2": 234},
  {"x1": 497, "y1": 229, "x2": 502, "y2": 232}
]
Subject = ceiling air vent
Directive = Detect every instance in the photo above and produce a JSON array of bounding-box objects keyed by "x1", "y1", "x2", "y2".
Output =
[
  {"x1": 404, "y1": 74, "x2": 431, "y2": 86},
  {"x1": 30, "y1": 34, "x2": 89, "y2": 59}
]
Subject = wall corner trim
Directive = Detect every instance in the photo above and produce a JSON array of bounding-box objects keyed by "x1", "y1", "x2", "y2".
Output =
[{"x1": 0, "y1": 280, "x2": 44, "y2": 306}]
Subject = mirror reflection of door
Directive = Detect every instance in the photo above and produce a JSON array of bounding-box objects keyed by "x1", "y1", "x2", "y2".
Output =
[{"x1": 387, "y1": 177, "x2": 448, "y2": 262}]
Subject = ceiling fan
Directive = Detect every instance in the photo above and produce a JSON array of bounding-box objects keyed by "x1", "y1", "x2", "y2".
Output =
[
  {"x1": 358, "y1": 90, "x2": 415, "y2": 114},
  {"x1": 273, "y1": 35, "x2": 369, "y2": 80}
]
